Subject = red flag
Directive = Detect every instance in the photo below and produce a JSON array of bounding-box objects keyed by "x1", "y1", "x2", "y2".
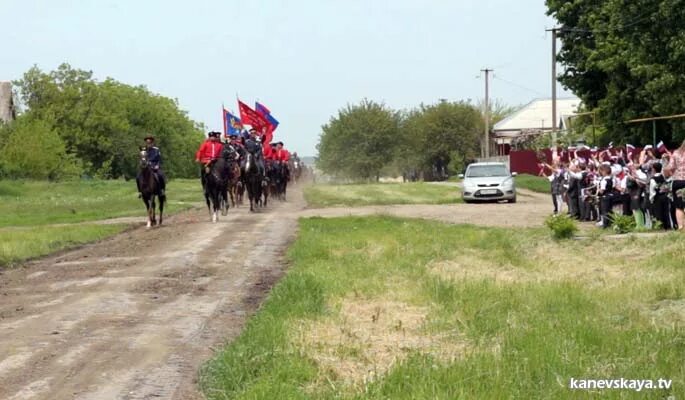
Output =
[{"x1": 238, "y1": 100, "x2": 270, "y2": 132}]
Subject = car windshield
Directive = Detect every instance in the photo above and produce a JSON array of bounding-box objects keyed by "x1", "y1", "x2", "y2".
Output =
[{"x1": 466, "y1": 165, "x2": 509, "y2": 178}]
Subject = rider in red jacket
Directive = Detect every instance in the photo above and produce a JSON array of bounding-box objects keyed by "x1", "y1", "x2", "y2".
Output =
[
  {"x1": 195, "y1": 132, "x2": 223, "y2": 164},
  {"x1": 196, "y1": 131, "x2": 223, "y2": 189},
  {"x1": 275, "y1": 142, "x2": 290, "y2": 162}
]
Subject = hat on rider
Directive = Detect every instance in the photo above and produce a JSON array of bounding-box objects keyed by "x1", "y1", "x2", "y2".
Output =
[
  {"x1": 144, "y1": 135, "x2": 155, "y2": 142},
  {"x1": 208, "y1": 131, "x2": 220, "y2": 138}
]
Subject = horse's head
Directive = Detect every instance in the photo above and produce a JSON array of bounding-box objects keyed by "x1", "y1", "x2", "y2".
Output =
[
  {"x1": 139, "y1": 147, "x2": 150, "y2": 168},
  {"x1": 222, "y1": 143, "x2": 238, "y2": 161}
]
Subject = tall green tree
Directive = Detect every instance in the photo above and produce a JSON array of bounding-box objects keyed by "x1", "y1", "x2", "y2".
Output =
[
  {"x1": 546, "y1": 0, "x2": 685, "y2": 146},
  {"x1": 12, "y1": 63, "x2": 204, "y2": 179},
  {"x1": 316, "y1": 100, "x2": 399, "y2": 180},
  {"x1": 398, "y1": 100, "x2": 482, "y2": 178}
]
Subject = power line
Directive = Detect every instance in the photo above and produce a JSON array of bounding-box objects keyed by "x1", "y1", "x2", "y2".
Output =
[{"x1": 492, "y1": 74, "x2": 547, "y2": 97}]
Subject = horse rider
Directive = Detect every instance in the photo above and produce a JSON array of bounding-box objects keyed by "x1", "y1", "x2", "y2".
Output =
[
  {"x1": 243, "y1": 128, "x2": 266, "y2": 177},
  {"x1": 226, "y1": 133, "x2": 246, "y2": 161},
  {"x1": 195, "y1": 131, "x2": 223, "y2": 188},
  {"x1": 275, "y1": 141, "x2": 290, "y2": 163},
  {"x1": 137, "y1": 135, "x2": 165, "y2": 197}
]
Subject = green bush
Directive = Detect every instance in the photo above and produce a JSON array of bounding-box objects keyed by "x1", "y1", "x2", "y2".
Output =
[
  {"x1": 611, "y1": 212, "x2": 636, "y2": 234},
  {"x1": 544, "y1": 214, "x2": 578, "y2": 240},
  {"x1": 0, "y1": 119, "x2": 82, "y2": 180}
]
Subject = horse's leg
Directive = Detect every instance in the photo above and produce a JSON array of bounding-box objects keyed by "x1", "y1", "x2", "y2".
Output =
[
  {"x1": 145, "y1": 197, "x2": 153, "y2": 228},
  {"x1": 159, "y1": 195, "x2": 165, "y2": 226},
  {"x1": 151, "y1": 198, "x2": 157, "y2": 226},
  {"x1": 205, "y1": 191, "x2": 212, "y2": 220}
]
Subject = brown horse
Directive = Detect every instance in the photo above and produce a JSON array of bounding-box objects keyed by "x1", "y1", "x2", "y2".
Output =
[{"x1": 228, "y1": 161, "x2": 243, "y2": 207}]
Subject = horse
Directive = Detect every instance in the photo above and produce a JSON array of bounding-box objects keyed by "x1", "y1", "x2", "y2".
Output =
[
  {"x1": 241, "y1": 151, "x2": 264, "y2": 212},
  {"x1": 271, "y1": 161, "x2": 289, "y2": 201},
  {"x1": 228, "y1": 160, "x2": 243, "y2": 207},
  {"x1": 204, "y1": 146, "x2": 234, "y2": 222},
  {"x1": 288, "y1": 159, "x2": 302, "y2": 185},
  {"x1": 137, "y1": 148, "x2": 165, "y2": 228}
]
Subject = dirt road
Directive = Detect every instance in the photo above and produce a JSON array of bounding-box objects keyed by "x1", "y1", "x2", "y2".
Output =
[
  {"x1": 0, "y1": 189, "x2": 305, "y2": 400},
  {"x1": 301, "y1": 188, "x2": 552, "y2": 228}
]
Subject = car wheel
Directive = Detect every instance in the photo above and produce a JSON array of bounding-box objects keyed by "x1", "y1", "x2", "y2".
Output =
[
  {"x1": 507, "y1": 197, "x2": 517, "y2": 204},
  {"x1": 463, "y1": 199, "x2": 472, "y2": 204}
]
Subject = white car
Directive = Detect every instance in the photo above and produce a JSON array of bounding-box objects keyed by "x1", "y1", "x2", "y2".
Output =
[{"x1": 459, "y1": 162, "x2": 517, "y2": 203}]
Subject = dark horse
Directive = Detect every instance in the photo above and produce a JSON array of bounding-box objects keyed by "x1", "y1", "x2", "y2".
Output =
[
  {"x1": 241, "y1": 151, "x2": 264, "y2": 212},
  {"x1": 204, "y1": 145, "x2": 235, "y2": 222},
  {"x1": 138, "y1": 148, "x2": 165, "y2": 228},
  {"x1": 270, "y1": 161, "x2": 289, "y2": 201}
]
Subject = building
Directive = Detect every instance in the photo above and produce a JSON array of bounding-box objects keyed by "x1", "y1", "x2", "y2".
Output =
[
  {"x1": 0, "y1": 81, "x2": 16, "y2": 123},
  {"x1": 492, "y1": 97, "x2": 581, "y2": 155}
]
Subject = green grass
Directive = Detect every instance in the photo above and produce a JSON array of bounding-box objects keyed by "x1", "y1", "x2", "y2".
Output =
[
  {"x1": 303, "y1": 182, "x2": 461, "y2": 207},
  {"x1": 0, "y1": 178, "x2": 204, "y2": 266},
  {"x1": 202, "y1": 217, "x2": 685, "y2": 399},
  {"x1": 0, "y1": 179, "x2": 201, "y2": 227},
  {"x1": 515, "y1": 173, "x2": 550, "y2": 193},
  {"x1": 0, "y1": 224, "x2": 128, "y2": 266}
]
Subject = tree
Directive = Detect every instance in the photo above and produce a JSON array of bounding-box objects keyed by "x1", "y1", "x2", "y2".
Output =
[
  {"x1": 398, "y1": 100, "x2": 482, "y2": 179},
  {"x1": 12, "y1": 63, "x2": 204, "y2": 179},
  {"x1": 316, "y1": 100, "x2": 399, "y2": 180},
  {"x1": 0, "y1": 118, "x2": 81, "y2": 180},
  {"x1": 546, "y1": 0, "x2": 685, "y2": 146}
]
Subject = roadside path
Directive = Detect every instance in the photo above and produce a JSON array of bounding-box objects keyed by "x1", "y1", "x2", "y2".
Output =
[{"x1": 0, "y1": 191, "x2": 304, "y2": 400}]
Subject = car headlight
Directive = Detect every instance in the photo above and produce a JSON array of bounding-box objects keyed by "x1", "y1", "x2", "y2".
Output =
[{"x1": 501, "y1": 178, "x2": 514, "y2": 187}]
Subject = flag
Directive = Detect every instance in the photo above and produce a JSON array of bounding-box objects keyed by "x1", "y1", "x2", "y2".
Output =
[
  {"x1": 657, "y1": 141, "x2": 668, "y2": 153},
  {"x1": 255, "y1": 101, "x2": 279, "y2": 130},
  {"x1": 223, "y1": 109, "x2": 243, "y2": 137},
  {"x1": 238, "y1": 100, "x2": 270, "y2": 132}
]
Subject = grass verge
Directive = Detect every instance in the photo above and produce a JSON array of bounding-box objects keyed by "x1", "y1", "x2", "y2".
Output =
[
  {"x1": 0, "y1": 178, "x2": 203, "y2": 266},
  {"x1": 201, "y1": 216, "x2": 685, "y2": 399},
  {"x1": 515, "y1": 173, "x2": 550, "y2": 193},
  {"x1": 0, "y1": 224, "x2": 128, "y2": 266},
  {"x1": 0, "y1": 179, "x2": 201, "y2": 227},
  {"x1": 303, "y1": 182, "x2": 461, "y2": 207}
]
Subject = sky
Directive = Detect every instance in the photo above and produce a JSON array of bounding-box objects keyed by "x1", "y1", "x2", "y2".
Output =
[{"x1": 0, "y1": 0, "x2": 571, "y2": 157}]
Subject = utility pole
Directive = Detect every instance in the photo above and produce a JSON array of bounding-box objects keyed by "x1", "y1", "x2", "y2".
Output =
[
  {"x1": 546, "y1": 27, "x2": 560, "y2": 144},
  {"x1": 481, "y1": 68, "x2": 492, "y2": 158}
]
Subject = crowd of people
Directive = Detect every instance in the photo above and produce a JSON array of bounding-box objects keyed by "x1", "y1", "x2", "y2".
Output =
[{"x1": 539, "y1": 140, "x2": 685, "y2": 230}]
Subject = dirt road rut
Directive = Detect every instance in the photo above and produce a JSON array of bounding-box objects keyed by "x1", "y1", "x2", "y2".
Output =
[{"x1": 0, "y1": 189, "x2": 304, "y2": 400}]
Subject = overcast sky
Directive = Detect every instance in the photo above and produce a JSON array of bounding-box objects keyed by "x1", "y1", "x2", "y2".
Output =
[{"x1": 1, "y1": 0, "x2": 571, "y2": 156}]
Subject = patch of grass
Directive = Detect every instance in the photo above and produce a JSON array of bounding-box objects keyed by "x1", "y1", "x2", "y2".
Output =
[
  {"x1": 515, "y1": 173, "x2": 550, "y2": 193},
  {"x1": 0, "y1": 224, "x2": 128, "y2": 266},
  {"x1": 0, "y1": 179, "x2": 201, "y2": 227},
  {"x1": 202, "y1": 217, "x2": 685, "y2": 399},
  {"x1": 303, "y1": 182, "x2": 461, "y2": 207}
]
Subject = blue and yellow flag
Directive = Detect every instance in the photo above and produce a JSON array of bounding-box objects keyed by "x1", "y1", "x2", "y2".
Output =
[{"x1": 223, "y1": 109, "x2": 243, "y2": 137}]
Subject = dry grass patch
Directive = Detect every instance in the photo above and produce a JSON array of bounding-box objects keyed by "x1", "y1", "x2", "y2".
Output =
[
  {"x1": 294, "y1": 298, "x2": 468, "y2": 391},
  {"x1": 428, "y1": 242, "x2": 678, "y2": 288},
  {"x1": 648, "y1": 299, "x2": 685, "y2": 326}
]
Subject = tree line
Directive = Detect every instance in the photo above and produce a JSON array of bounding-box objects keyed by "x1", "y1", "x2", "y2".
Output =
[
  {"x1": 0, "y1": 63, "x2": 204, "y2": 180},
  {"x1": 316, "y1": 99, "x2": 516, "y2": 181},
  {"x1": 546, "y1": 0, "x2": 685, "y2": 147}
]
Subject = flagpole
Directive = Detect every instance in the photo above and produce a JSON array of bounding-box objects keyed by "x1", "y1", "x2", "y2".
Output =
[{"x1": 222, "y1": 103, "x2": 226, "y2": 137}]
